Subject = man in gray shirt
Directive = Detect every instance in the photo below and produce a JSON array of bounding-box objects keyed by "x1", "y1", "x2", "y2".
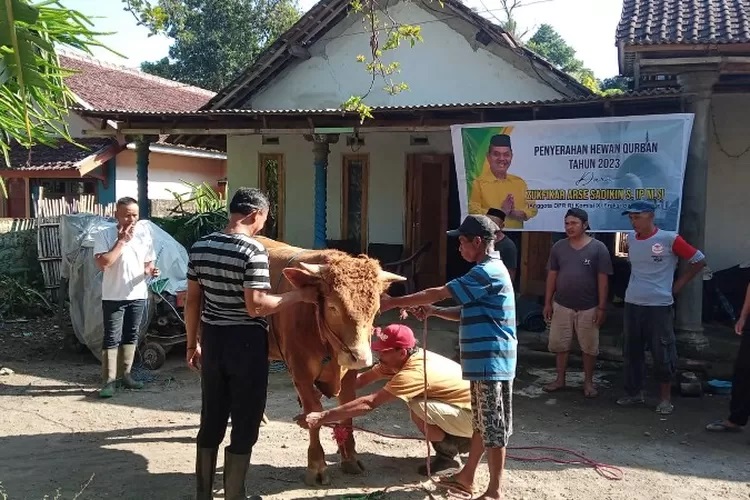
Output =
[
  {"x1": 543, "y1": 208, "x2": 613, "y2": 398},
  {"x1": 487, "y1": 208, "x2": 518, "y2": 281}
]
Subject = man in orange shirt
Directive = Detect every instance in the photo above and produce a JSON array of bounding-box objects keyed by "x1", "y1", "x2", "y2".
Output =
[
  {"x1": 295, "y1": 324, "x2": 472, "y2": 475},
  {"x1": 468, "y1": 134, "x2": 537, "y2": 229}
]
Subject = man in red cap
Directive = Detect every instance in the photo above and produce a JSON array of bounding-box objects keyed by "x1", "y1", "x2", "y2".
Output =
[{"x1": 295, "y1": 323, "x2": 473, "y2": 475}]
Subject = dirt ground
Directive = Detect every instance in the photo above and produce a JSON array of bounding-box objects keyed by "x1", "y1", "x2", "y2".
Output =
[{"x1": 1, "y1": 318, "x2": 749, "y2": 500}]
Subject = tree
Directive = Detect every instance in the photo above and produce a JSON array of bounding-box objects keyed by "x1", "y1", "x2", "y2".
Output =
[
  {"x1": 599, "y1": 75, "x2": 631, "y2": 95},
  {"x1": 1, "y1": 0, "x2": 105, "y2": 168},
  {"x1": 134, "y1": 0, "x2": 301, "y2": 92},
  {"x1": 526, "y1": 24, "x2": 600, "y2": 92}
]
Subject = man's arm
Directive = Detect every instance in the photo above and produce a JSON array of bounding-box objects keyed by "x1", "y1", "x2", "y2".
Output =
[
  {"x1": 671, "y1": 236, "x2": 707, "y2": 295},
  {"x1": 381, "y1": 286, "x2": 452, "y2": 312},
  {"x1": 735, "y1": 283, "x2": 750, "y2": 335},
  {"x1": 431, "y1": 306, "x2": 462, "y2": 322},
  {"x1": 356, "y1": 368, "x2": 387, "y2": 390},
  {"x1": 185, "y1": 279, "x2": 203, "y2": 350},
  {"x1": 596, "y1": 273, "x2": 609, "y2": 310},
  {"x1": 94, "y1": 232, "x2": 126, "y2": 271},
  {"x1": 313, "y1": 389, "x2": 397, "y2": 426},
  {"x1": 245, "y1": 288, "x2": 314, "y2": 317}
]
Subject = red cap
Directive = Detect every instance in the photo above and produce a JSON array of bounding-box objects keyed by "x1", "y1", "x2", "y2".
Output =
[{"x1": 372, "y1": 324, "x2": 416, "y2": 352}]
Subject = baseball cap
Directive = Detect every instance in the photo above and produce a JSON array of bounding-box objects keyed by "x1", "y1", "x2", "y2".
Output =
[
  {"x1": 621, "y1": 201, "x2": 656, "y2": 215},
  {"x1": 447, "y1": 214, "x2": 499, "y2": 239},
  {"x1": 372, "y1": 324, "x2": 416, "y2": 352},
  {"x1": 565, "y1": 207, "x2": 589, "y2": 223}
]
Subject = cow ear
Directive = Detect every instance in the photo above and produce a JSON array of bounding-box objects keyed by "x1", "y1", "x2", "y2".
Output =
[{"x1": 283, "y1": 267, "x2": 322, "y2": 288}]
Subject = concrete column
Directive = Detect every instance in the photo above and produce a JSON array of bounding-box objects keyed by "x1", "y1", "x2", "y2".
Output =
[
  {"x1": 674, "y1": 70, "x2": 718, "y2": 355},
  {"x1": 135, "y1": 137, "x2": 152, "y2": 219},
  {"x1": 304, "y1": 134, "x2": 339, "y2": 249}
]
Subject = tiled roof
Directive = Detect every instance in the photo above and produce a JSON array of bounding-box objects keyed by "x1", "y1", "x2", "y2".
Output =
[
  {"x1": 70, "y1": 89, "x2": 683, "y2": 118},
  {"x1": 4, "y1": 138, "x2": 116, "y2": 171},
  {"x1": 203, "y1": 0, "x2": 591, "y2": 111},
  {"x1": 60, "y1": 52, "x2": 216, "y2": 112},
  {"x1": 617, "y1": 0, "x2": 750, "y2": 45}
]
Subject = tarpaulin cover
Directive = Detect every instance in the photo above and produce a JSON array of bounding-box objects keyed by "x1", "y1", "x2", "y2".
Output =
[{"x1": 60, "y1": 214, "x2": 189, "y2": 361}]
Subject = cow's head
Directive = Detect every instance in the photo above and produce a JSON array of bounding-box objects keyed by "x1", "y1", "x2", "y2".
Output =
[{"x1": 282, "y1": 256, "x2": 405, "y2": 370}]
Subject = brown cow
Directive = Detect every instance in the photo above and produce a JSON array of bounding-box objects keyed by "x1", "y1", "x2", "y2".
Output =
[{"x1": 256, "y1": 236, "x2": 405, "y2": 486}]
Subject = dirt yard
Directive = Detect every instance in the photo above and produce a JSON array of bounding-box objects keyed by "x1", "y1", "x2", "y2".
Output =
[{"x1": 1, "y1": 318, "x2": 749, "y2": 500}]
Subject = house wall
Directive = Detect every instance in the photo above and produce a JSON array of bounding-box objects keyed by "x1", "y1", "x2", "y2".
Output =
[
  {"x1": 705, "y1": 93, "x2": 750, "y2": 271},
  {"x1": 227, "y1": 131, "x2": 453, "y2": 248},
  {"x1": 115, "y1": 150, "x2": 227, "y2": 201},
  {"x1": 249, "y1": 1, "x2": 565, "y2": 110}
]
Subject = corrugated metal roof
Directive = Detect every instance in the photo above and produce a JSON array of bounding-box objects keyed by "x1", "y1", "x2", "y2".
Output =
[{"x1": 70, "y1": 89, "x2": 682, "y2": 117}]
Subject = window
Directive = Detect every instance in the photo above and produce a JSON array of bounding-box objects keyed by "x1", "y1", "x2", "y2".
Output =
[
  {"x1": 342, "y1": 154, "x2": 369, "y2": 253},
  {"x1": 615, "y1": 232, "x2": 629, "y2": 257},
  {"x1": 258, "y1": 153, "x2": 285, "y2": 240},
  {"x1": 38, "y1": 179, "x2": 96, "y2": 201}
]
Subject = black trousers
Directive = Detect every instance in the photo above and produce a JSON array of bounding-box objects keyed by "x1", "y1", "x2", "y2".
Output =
[
  {"x1": 623, "y1": 303, "x2": 678, "y2": 395},
  {"x1": 729, "y1": 329, "x2": 750, "y2": 426},
  {"x1": 197, "y1": 323, "x2": 269, "y2": 455}
]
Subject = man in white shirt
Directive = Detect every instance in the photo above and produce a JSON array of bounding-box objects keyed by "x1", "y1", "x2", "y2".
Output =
[{"x1": 93, "y1": 197, "x2": 159, "y2": 398}]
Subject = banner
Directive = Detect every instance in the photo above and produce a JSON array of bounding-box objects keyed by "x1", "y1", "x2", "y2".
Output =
[{"x1": 450, "y1": 113, "x2": 694, "y2": 232}]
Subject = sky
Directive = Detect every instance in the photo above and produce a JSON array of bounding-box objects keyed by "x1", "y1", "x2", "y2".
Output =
[{"x1": 60, "y1": 0, "x2": 623, "y2": 78}]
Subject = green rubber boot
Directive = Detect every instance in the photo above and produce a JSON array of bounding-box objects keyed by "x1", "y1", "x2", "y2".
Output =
[
  {"x1": 99, "y1": 348, "x2": 118, "y2": 398},
  {"x1": 120, "y1": 344, "x2": 144, "y2": 390}
]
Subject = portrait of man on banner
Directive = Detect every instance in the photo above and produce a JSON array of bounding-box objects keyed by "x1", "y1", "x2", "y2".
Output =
[{"x1": 467, "y1": 133, "x2": 537, "y2": 229}]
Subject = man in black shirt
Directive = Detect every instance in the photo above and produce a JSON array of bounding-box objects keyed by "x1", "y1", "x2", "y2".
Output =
[
  {"x1": 487, "y1": 208, "x2": 518, "y2": 280},
  {"x1": 186, "y1": 187, "x2": 317, "y2": 500}
]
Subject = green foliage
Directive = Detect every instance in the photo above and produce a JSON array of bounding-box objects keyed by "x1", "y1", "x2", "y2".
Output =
[
  {"x1": 527, "y1": 24, "x2": 582, "y2": 74},
  {"x1": 153, "y1": 181, "x2": 228, "y2": 250},
  {"x1": 0, "y1": 228, "x2": 48, "y2": 318},
  {"x1": 600, "y1": 75, "x2": 631, "y2": 93},
  {"x1": 0, "y1": 1, "x2": 111, "y2": 169},
  {"x1": 127, "y1": 0, "x2": 301, "y2": 92}
]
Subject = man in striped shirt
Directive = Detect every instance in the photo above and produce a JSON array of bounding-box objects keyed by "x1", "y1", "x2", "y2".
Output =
[
  {"x1": 186, "y1": 187, "x2": 317, "y2": 500},
  {"x1": 381, "y1": 214, "x2": 517, "y2": 500}
]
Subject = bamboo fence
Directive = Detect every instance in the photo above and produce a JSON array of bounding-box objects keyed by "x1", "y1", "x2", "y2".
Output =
[{"x1": 35, "y1": 192, "x2": 116, "y2": 298}]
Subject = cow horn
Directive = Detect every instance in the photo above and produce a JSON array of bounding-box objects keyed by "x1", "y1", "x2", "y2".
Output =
[
  {"x1": 378, "y1": 270, "x2": 407, "y2": 282},
  {"x1": 299, "y1": 262, "x2": 326, "y2": 275}
]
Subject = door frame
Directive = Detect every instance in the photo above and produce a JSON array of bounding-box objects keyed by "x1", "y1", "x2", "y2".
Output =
[{"x1": 405, "y1": 153, "x2": 451, "y2": 287}]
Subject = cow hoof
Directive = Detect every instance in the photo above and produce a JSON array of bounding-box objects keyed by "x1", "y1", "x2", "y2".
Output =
[
  {"x1": 304, "y1": 467, "x2": 331, "y2": 487},
  {"x1": 341, "y1": 458, "x2": 365, "y2": 475}
]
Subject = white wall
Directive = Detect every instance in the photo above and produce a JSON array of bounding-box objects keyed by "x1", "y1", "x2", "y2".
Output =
[
  {"x1": 705, "y1": 93, "x2": 750, "y2": 271},
  {"x1": 227, "y1": 131, "x2": 453, "y2": 248},
  {"x1": 250, "y1": 1, "x2": 565, "y2": 110}
]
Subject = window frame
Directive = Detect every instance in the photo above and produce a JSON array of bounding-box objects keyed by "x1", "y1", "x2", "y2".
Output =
[
  {"x1": 341, "y1": 154, "x2": 370, "y2": 252},
  {"x1": 257, "y1": 153, "x2": 285, "y2": 241}
]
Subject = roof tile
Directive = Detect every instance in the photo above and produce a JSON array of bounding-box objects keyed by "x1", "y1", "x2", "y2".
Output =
[
  {"x1": 60, "y1": 52, "x2": 215, "y2": 112},
  {"x1": 4, "y1": 138, "x2": 116, "y2": 171},
  {"x1": 617, "y1": 0, "x2": 750, "y2": 45}
]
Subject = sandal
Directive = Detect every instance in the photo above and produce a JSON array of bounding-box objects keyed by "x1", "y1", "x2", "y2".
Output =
[
  {"x1": 705, "y1": 419, "x2": 743, "y2": 433},
  {"x1": 433, "y1": 475, "x2": 473, "y2": 499}
]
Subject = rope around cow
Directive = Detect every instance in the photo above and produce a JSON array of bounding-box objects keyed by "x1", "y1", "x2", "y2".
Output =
[{"x1": 325, "y1": 316, "x2": 623, "y2": 499}]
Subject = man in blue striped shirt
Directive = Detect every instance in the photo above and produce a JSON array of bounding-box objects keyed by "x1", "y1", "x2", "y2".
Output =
[{"x1": 381, "y1": 214, "x2": 516, "y2": 500}]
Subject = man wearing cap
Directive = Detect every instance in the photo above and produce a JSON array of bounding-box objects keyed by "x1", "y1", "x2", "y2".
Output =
[
  {"x1": 468, "y1": 134, "x2": 537, "y2": 229},
  {"x1": 618, "y1": 201, "x2": 706, "y2": 415},
  {"x1": 295, "y1": 323, "x2": 473, "y2": 475},
  {"x1": 380, "y1": 214, "x2": 516, "y2": 500},
  {"x1": 486, "y1": 208, "x2": 518, "y2": 281},
  {"x1": 542, "y1": 208, "x2": 613, "y2": 398}
]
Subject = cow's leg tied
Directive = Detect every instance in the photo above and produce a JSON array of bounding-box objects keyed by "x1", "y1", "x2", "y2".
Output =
[
  {"x1": 338, "y1": 370, "x2": 365, "y2": 475},
  {"x1": 296, "y1": 382, "x2": 329, "y2": 486}
]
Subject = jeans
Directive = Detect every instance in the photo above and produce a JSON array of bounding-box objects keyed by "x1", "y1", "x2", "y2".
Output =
[
  {"x1": 623, "y1": 303, "x2": 677, "y2": 395},
  {"x1": 197, "y1": 323, "x2": 269, "y2": 455},
  {"x1": 729, "y1": 329, "x2": 750, "y2": 426},
  {"x1": 102, "y1": 299, "x2": 147, "y2": 349}
]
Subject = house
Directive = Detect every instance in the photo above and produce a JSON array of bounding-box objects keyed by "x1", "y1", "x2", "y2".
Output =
[
  {"x1": 616, "y1": 0, "x2": 750, "y2": 351},
  {"x1": 1, "y1": 52, "x2": 227, "y2": 218}
]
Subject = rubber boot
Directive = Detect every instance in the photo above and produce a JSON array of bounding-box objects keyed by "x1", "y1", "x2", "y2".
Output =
[
  {"x1": 120, "y1": 344, "x2": 144, "y2": 390},
  {"x1": 417, "y1": 438, "x2": 460, "y2": 476},
  {"x1": 223, "y1": 449, "x2": 253, "y2": 500},
  {"x1": 99, "y1": 348, "x2": 118, "y2": 398},
  {"x1": 196, "y1": 446, "x2": 218, "y2": 500}
]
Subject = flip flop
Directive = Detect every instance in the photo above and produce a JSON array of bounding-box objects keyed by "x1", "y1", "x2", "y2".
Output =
[
  {"x1": 433, "y1": 476, "x2": 473, "y2": 499},
  {"x1": 705, "y1": 419, "x2": 743, "y2": 433}
]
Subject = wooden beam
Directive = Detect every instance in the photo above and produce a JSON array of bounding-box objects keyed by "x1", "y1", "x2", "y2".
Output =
[
  {"x1": 76, "y1": 142, "x2": 125, "y2": 176},
  {"x1": 624, "y1": 42, "x2": 750, "y2": 54}
]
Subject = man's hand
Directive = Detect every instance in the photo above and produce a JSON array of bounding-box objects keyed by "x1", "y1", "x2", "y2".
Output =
[
  {"x1": 735, "y1": 316, "x2": 746, "y2": 336},
  {"x1": 543, "y1": 304, "x2": 553, "y2": 322},
  {"x1": 187, "y1": 345, "x2": 202, "y2": 372},
  {"x1": 594, "y1": 308, "x2": 607, "y2": 327},
  {"x1": 145, "y1": 263, "x2": 160, "y2": 278},
  {"x1": 411, "y1": 305, "x2": 435, "y2": 321},
  {"x1": 501, "y1": 194, "x2": 514, "y2": 213},
  {"x1": 117, "y1": 224, "x2": 135, "y2": 243},
  {"x1": 294, "y1": 411, "x2": 325, "y2": 429}
]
